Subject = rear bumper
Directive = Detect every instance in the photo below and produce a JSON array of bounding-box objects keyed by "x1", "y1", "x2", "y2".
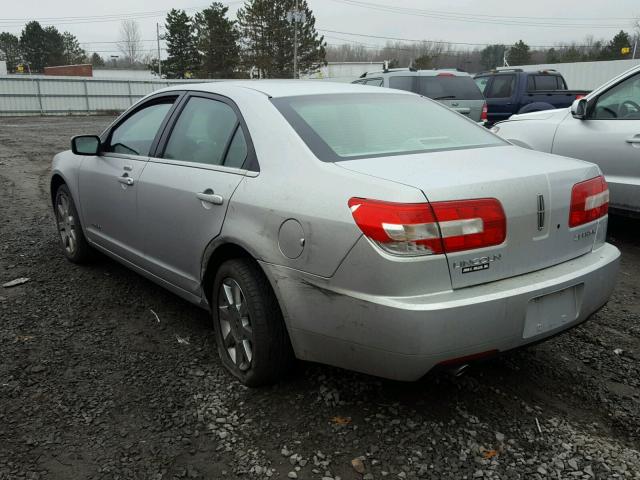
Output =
[{"x1": 262, "y1": 243, "x2": 620, "y2": 381}]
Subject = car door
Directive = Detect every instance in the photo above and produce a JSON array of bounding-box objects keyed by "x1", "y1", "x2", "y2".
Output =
[
  {"x1": 78, "y1": 93, "x2": 180, "y2": 263},
  {"x1": 553, "y1": 72, "x2": 640, "y2": 213},
  {"x1": 484, "y1": 74, "x2": 516, "y2": 123},
  {"x1": 136, "y1": 92, "x2": 255, "y2": 294}
]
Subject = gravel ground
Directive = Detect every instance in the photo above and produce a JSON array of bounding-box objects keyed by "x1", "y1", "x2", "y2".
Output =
[{"x1": 1, "y1": 116, "x2": 639, "y2": 480}]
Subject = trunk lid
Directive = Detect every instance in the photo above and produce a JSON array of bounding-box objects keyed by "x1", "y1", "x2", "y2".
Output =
[{"x1": 336, "y1": 145, "x2": 603, "y2": 288}]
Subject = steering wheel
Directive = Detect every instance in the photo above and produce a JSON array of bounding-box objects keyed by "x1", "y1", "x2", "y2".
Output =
[{"x1": 619, "y1": 100, "x2": 640, "y2": 118}]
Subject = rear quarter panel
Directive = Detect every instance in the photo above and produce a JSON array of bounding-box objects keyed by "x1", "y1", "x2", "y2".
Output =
[{"x1": 219, "y1": 91, "x2": 427, "y2": 278}]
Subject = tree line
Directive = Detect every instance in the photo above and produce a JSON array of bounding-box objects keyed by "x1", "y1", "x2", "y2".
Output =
[
  {"x1": 0, "y1": 2, "x2": 635, "y2": 77},
  {"x1": 327, "y1": 30, "x2": 637, "y2": 73},
  {"x1": 0, "y1": 23, "x2": 99, "y2": 73}
]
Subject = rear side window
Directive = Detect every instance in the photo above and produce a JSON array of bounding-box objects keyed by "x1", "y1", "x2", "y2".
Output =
[
  {"x1": 474, "y1": 77, "x2": 490, "y2": 94},
  {"x1": 389, "y1": 76, "x2": 417, "y2": 93},
  {"x1": 530, "y1": 75, "x2": 562, "y2": 91},
  {"x1": 417, "y1": 76, "x2": 484, "y2": 100},
  {"x1": 486, "y1": 75, "x2": 515, "y2": 98},
  {"x1": 272, "y1": 93, "x2": 505, "y2": 162},
  {"x1": 107, "y1": 99, "x2": 175, "y2": 156},
  {"x1": 163, "y1": 96, "x2": 247, "y2": 167}
]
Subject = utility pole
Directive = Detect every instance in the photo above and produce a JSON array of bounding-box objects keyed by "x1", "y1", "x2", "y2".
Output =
[
  {"x1": 634, "y1": 21, "x2": 640, "y2": 60},
  {"x1": 293, "y1": 0, "x2": 298, "y2": 79},
  {"x1": 156, "y1": 23, "x2": 162, "y2": 78},
  {"x1": 288, "y1": 2, "x2": 305, "y2": 79}
]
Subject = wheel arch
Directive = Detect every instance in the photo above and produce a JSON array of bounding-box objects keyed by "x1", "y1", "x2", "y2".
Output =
[
  {"x1": 201, "y1": 241, "x2": 269, "y2": 308},
  {"x1": 50, "y1": 173, "x2": 67, "y2": 207}
]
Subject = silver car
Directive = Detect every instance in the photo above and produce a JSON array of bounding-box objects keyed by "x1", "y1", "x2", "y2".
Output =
[
  {"x1": 491, "y1": 65, "x2": 640, "y2": 215},
  {"x1": 353, "y1": 68, "x2": 488, "y2": 123},
  {"x1": 51, "y1": 81, "x2": 620, "y2": 386}
]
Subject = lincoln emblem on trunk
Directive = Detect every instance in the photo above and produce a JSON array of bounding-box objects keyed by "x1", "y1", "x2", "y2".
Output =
[{"x1": 537, "y1": 194, "x2": 546, "y2": 231}]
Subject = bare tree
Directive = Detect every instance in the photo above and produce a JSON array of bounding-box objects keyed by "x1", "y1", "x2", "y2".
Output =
[{"x1": 117, "y1": 20, "x2": 143, "y2": 65}]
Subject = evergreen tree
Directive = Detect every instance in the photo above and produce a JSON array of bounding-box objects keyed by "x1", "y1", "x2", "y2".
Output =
[
  {"x1": 237, "y1": 0, "x2": 325, "y2": 78},
  {"x1": 163, "y1": 9, "x2": 200, "y2": 78},
  {"x1": 89, "y1": 52, "x2": 105, "y2": 67},
  {"x1": 414, "y1": 54, "x2": 433, "y2": 69},
  {"x1": 0, "y1": 32, "x2": 20, "y2": 72},
  {"x1": 507, "y1": 40, "x2": 531, "y2": 66},
  {"x1": 480, "y1": 44, "x2": 506, "y2": 69},
  {"x1": 62, "y1": 32, "x2": 86, "y2": 64},
  {"x1": 20, "y1": 21, "x2": 48, "y2": 72},
  {"x1": 43, "y1": 26, "x2": 65, "y2": 66},
  {"x1": 545, "y1": 47, "x2": 559, "y2": 64},
  {"x1": 194, "y1": 3, "x2": 240, "y2": 78},
  {"x1": 604, "y1": 30, "x2": 631, "y2": 59}
]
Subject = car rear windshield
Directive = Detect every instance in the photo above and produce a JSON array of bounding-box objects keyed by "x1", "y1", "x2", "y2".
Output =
[
  {"x1": 388, "y1": 75, "x2": 484, "y2": 100},
  {"x1": 272, "y1": 93, "x2": 505, "y2": 162}
]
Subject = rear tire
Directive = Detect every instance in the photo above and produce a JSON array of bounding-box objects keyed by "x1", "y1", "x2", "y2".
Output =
[
  {"x1": 54, "y1": 184, "x2": 93, "y2": 264},
  {"x1": 212, "y1": 258, "x2": 294, "y2": 386}
]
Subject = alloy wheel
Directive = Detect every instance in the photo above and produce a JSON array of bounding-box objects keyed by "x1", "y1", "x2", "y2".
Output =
[
  {"x1": 56, "y1": 192, "x2": 77, "y2": 256},
  {"x1": 218, "y1": 278, "x2": 254, "y2": 371}
]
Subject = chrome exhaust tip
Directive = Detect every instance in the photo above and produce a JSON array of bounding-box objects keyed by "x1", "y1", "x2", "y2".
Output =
[{"x1": 448, "y1": 364, "x2": 469, "y2": 377}]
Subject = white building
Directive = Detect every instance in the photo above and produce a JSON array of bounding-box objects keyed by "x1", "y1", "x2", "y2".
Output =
[
  {"x1": 0, "y1": 61, "x2": 7, "y2": 76},
  {"x1": 507, "y1": 59, "x2": 640, "y2": 90},
  {"x1": 93, "y1": 68, "x2": 160, "y2": 81},
  {"x1": 302, "y1": 62, "x2": 384, "y2": 83}
]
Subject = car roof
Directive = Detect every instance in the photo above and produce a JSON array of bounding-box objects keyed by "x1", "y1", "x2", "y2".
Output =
[{"x1": 160, "y1": 80, "x2": 411, "y2": 98}]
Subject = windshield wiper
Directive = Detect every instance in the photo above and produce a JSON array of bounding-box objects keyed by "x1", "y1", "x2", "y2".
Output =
[{"x1": 433, "y1": 95, "x2": 457, "y2": 100}]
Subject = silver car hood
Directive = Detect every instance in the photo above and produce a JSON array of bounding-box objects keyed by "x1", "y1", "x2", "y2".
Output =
[{"x1": 335, "y1": 145, "x2": 602, "y2": 288}]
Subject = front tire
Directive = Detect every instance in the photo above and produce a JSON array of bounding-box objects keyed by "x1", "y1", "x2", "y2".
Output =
[
  {"x1": 54, "y1": 184, "x2": 92, "y2": 264},
  {"x1": 212, "y1": 258, "x2": 293, "y2": 386}
]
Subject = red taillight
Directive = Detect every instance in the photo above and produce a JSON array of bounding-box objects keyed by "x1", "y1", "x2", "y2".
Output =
[
  {"x1": 575, "y1": 94, "x2": 586, "y2": 100},
  {"x1": 431, "y1": 199, "x2": 506, "y2": 253},
  {"x1": 481, "y1": 102, "x2": 488, "y2": 122},
  {"x1": 348, "y1": 197, "x2": 506, "y2": 256},
  {"x1": 437, "y1": 72, "x2": 455, "y2": 77},
  {"x1": 569, "y1": 176, "x2": 609, "y2": 228}
]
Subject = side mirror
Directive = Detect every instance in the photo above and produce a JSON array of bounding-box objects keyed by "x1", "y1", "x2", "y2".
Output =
[
  {"x1": 71, "y1": 135, "x2": 101, "y2": 155},
  {"x1": 571, "y1": 98, "x2": 588, "y2": 120}
]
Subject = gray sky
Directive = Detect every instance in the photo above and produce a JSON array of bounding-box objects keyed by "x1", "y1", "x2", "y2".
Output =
[{"x1": 1, "y1": 0, "x2": 639, "y2": 57}]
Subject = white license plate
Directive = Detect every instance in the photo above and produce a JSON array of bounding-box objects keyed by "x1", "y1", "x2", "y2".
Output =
[{"x1": 523, "y1": 286, "x2": 579, "y2": 339}]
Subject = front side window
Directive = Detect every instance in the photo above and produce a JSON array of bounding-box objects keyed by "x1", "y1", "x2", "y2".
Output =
[
  {"x1": 107, "y1": 99, "x2": 175, "y2": 156},
  {"x1": 365, "y1": 78, "x2": 383, "y2": 87},
  {"x1": 272, "y1": 93, "x2": 505, "y2": 162},
  {"x1": 163, "y1": 97, "x2": 247, "y2": 167},
  {"x1": 486, "y1": 75, "x2": 515, "y2": 98},
  {"x1": 592, "y1": 73, "x2": 640, "y2": 120}
]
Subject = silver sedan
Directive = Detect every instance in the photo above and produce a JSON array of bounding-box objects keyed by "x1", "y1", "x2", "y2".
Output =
[{"x1": 51, "y1": 81, "x2": 620, "y2": 386}]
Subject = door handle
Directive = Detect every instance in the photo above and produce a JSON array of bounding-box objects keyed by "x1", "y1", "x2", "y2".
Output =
[
  {"x1": 625, "y1": 136, "x2": 640, "y2": 144},
  {"x1": 196, "y1": 191, "x2": 224, "y2": 205},
  {"x1": 118, "y1": 176, "x2": 134, "y2": 186}
]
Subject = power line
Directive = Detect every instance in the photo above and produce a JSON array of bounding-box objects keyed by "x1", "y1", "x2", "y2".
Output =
[
  {"x1": 327, "y1": 0, "x2": 633, "y2": 22},
  {"x1": 326, "y1": 0, "x2": 630, "y2": 29},
  {"x1": 0, "y1": 2, "x2": 244, "y2": 28}
]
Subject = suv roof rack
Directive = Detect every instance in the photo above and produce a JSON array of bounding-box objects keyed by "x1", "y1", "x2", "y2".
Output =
[{"x1": 476, "y1": 68, "x2": 523, "y2": 75}]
